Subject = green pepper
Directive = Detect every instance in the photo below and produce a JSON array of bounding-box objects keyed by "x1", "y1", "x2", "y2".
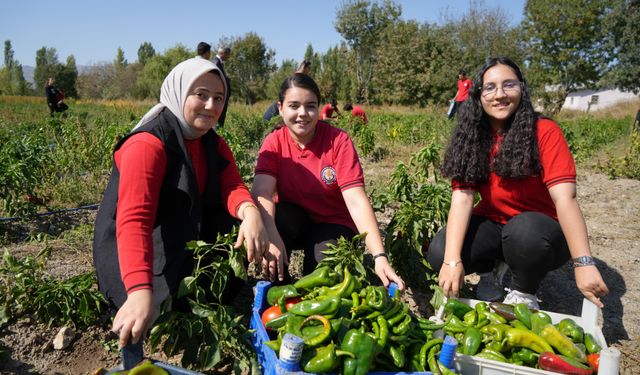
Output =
[
  {"x1": 475, "y1": 301, "x2": 490, "y2": 313},
  {"x1": 341, "y1": 328, "x2": 379, "y2": 375},
  {"x1": 444, "y1": 315, "x2": 468, "y2": 334},
  {"x1": 387, "y1": 304, "x2": 409, "y2": 326},
  {"x1": 377, "y1": 315, "x2": 389, "y2": 348},
  {"x1": 294, "y1": 266, "x2": 338, "y2": 290},
  {"x1": 558, "y1": 318, "x2": 585, "y2": 343},
  {"x1": 463, "y1": 309, "x2": 478, "y2": 326},
  {"x1": 389, "y1": 345, "x2": 406, "y2": 368},
  {"x1": 530, "y1": 311, "x2": 552, "y2": 334},
  {"x1": 444, "y1": 299, "x2": 473, "y2": 319},
  {"x1": 513, "y1": 303, "x2": 533, "y2": 329},
  {"x1": 128, "y1": 361, "x2": 169, "y2": 375},
  {"x1": 509, "y1": 319, "x2": 529, "y2": 330},
  {"x1": 300, "y1": 341, "x2": 355, "y2": 373},
  {"x1": 584, "y1": 332, "x2": 602, "y2": 354},
  {"x1": 427, "y1": 344, "x2": 442, "y2": 374},
  {"x1": 461, "y1": 326, "x2": 482, "y2": 355},
  {"x1": 392, "y1": 314, "x2": 413, "y2": 335},
  {"x1": 324, "y1": 267, "x2": 355, "y2": 299},
  {"x1": 266, "y1": 284, "x2": 300, "y2": 306},
  {"x1": 419, "y1": 338, "x2": 443, "y2": 371},
  {"x1": 474, "y1": 348, "x2": 509, "y2": 362},
  {"x1": 408, "y1": 342, "x2": 426, "y2": 371},
  {"x1": 265, "y1": 311, "x2": 291, "y2": 330},
  {"x1": 288, "y1": 295, "x2": 341, "y2": 317},
  {"x1": 510, "y1": 347, "x2": 539, "y2": 366},
  {"x1": 480, "y1": 310, "x2": 508, "y2": 325},
  {"x1": 284, "y1": 314, "x2": 306, "y2": 337},
  {"x1": 480, "y1": 323, "x2": 510, "y2": 352},
  {"x1": 539, "y1": 324, "x2": 587, "y2": 362},
  {"x1": 505, "y1": 327, "x2": 554, "y2": 354},
  {"x1": 382, "y1": 301, "x2": 402, "y2": 319},
  {"x1": 265, "y1": 338, "x2": 281, "y2": 352}
]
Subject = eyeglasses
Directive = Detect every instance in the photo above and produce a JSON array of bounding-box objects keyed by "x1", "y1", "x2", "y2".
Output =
[{"x1": 481, "y1": 80, "x2": 522, "y2": 98}]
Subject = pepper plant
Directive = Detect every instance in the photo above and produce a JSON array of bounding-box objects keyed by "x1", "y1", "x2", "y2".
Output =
[{"x1": 148, "y1": 229, "x2": 259, "y2": 374}]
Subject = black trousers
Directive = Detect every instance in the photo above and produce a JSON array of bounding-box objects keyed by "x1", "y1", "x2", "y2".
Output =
[
  {"x1": 427, "y1": 212, "x2": 571, "y2": 294},
  {"x1": 275, "y1": 201, "x2": 355, "y2": 275}
]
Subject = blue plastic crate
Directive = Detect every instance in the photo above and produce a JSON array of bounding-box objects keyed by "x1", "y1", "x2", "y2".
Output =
[
  {"x1": 249, "y1": 281, "x2": 434, "y2": 375},
  {"x1": 107, "y1": 340, "x2": 203, "y2": 375}
]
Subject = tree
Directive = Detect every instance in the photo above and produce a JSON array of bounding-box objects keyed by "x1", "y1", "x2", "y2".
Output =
[
  {"x1": 335, "y1": 0, "x2": 401, "y2": 102},
  {"x1": 607, "y1": 0, "x2": 640, "y2": 94},
  {"x1": 137, "y1": 42, "x2": 155, "y2": 66},
  {"x1": 34, "y1": 47, "x2": 63, "y2": 94},
  {"x1": 54, "y1": 55, "x2": 78, "y2": 98},
  {"x1": 315, "y1": 46, "x2": 348, "y2": 103},
  {"x1": 303, "y1": 44, "x2": 321, "y2": 78},
  {"x1": 136, "y1": 44, "x2": 192, "y2": 99},
  {"x1": 115, "y1": 47, "x2": 128, "y2": 70},
  {"x1": 0, "y1": 40, "x2": 29, "y2": 95},
  {"x1": 266, "y1": 59, "x2": 296, "y2": 99},
  {"x1": 523, "y1": 0, "x2": 616, "y2": 113},
  {"x1": 225, "y1": 32, "x2": 275, "y2": 105}
]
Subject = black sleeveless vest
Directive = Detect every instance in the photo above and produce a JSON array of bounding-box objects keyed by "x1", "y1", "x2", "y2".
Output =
[{"x1": 93, "y1": 109, "x2": 230, "y2": 308}]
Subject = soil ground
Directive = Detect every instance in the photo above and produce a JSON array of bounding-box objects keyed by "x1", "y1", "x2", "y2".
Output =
[{"x1": 0, "y1": 167, "x2": 638, "y2": 374}]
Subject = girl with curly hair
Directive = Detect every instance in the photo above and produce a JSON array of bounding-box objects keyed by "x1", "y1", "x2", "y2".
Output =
[{"x1": 427, "y1": 57, "x2": 608, "y2": 309}]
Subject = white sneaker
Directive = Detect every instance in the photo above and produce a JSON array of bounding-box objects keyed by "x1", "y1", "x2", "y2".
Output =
[
  {"x1": 503, "y1": 289, "x2": 540, "y2": 310},
  {"x1": 475, "y1": 261, "x2": 510, "y2": 302}
]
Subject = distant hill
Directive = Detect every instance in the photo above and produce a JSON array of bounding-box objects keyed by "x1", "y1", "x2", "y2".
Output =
[{"x1": 22, "y1": 65, "x2": 92, "y2": 85}]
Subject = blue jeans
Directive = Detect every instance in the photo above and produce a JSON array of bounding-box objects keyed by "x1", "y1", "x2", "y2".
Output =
[{"x1": 427, "y1": 212, "x2": 571, "y2": 294}]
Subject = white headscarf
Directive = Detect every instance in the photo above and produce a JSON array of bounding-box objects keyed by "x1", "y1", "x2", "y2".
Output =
[{"x1": 133, "y1": 57, "x2": 227, "y2": 140}]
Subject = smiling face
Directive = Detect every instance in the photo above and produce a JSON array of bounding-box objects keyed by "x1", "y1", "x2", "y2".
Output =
[
  {"x1": 278, "y1": 85, "x2": 319, "y2": 146},
  {"x1": 480, "y1": 63, "x2": 522, "y2": 131},
  {"x1": 183, "y1": 72, "x2": 225, "y2": 136}
]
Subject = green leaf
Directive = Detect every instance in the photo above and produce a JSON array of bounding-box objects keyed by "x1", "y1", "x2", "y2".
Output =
[
  {"x1": 202, "y1": 343, "x2": 222, "y2": 369},
  {"x1": 177, "y1": 276, "x2": 196, "y2": 298},
  {"x1": 189, "y1": 299, "x2": 215, "y2": 318},
  {"x1": 229, "y1": 251, "x2": 247, "y2": 281}
]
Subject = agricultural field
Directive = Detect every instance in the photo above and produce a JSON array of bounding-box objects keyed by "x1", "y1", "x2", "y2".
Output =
[{"x1": 0, "y1": 96, "x2": 639, "y2": 374}]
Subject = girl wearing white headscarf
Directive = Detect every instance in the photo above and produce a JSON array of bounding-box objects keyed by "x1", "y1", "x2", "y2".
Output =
[{"x1": 93, "y1": 58, "x2": 268, "y2": 348}]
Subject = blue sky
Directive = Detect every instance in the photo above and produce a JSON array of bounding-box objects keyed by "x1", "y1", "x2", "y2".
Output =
[{"x1": 1, "y1": 0, "x2": 525, "y2": 67}]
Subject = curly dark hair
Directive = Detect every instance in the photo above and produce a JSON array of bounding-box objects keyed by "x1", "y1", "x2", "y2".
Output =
[{"x1": 441, "y1": 56, "x2": 541, "y2": 184}]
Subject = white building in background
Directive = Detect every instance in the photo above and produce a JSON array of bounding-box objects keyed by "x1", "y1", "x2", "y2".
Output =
[{"x1": 562, "y1": 88, "x2": 637, "y2": 112}]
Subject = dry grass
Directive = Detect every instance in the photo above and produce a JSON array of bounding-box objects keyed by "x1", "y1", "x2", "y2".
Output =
[{"x1": 558, "y1": 98, "x2": 640, "y2": 120}]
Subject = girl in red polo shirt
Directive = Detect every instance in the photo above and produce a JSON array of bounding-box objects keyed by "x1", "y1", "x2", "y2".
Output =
[
  {"x1": 428, "y1": 57, "x2": 608, "y2": 309},
  {"x1": 252, "y1": 73, "x2": 404, "y2": 291}
]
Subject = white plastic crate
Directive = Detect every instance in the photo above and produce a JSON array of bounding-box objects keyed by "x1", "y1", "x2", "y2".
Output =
[{"x1": 452, "y1": 298, "x2": 609, "y2": 375}]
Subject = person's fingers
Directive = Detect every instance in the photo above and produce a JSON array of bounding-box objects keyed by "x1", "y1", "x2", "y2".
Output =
[
  {"x1": 130, "y1": 318, "x2": 147, "y2": 345},
  {"x1": 584, "y1": 290, "x2": 604, "y2": 308},
  {"x1": 118, "y1": 320, "x2": 134, "y2": 348}
]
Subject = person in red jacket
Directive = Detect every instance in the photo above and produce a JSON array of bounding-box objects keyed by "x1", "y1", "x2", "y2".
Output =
[
  {"x1": 252, "y1": 73, "x2": 404, "y2": 291},
  {"x1": 429, "y1": 57, "x2": 608, "y2": 309},
  {"x1": 447, "y1": 69, "x2": 472, "y2": 119},
  {"x1": 93, "y1": 58, "x2": 268, "y2": 348}
]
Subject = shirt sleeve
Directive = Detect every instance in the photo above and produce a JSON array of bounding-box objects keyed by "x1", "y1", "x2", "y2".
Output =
[
  {"x1": 451, "y1": 179, "x2": 478, "y2": 191},
  {"x1": 334, "y1": 132, "x2": 365, "y2": 191},
  {"x1": 255, "y1": 132, "x2": 279, "y2": 178},
  {"x1": 114, "y1": 132, "x2": 166, "y2": 293},
  {"x1": 537, "y1": 119, "x2": 576, "y2": 188},
  {"x1": 217, "y1": 137, "x2": 254, "y2": 217}
]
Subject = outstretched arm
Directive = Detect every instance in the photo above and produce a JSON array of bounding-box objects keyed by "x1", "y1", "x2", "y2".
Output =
[
  {"x1": 252, "y1": 174, "x2": 289, "y2": 282},
  {"x1": 549, "y1": 182, "x2": 608, "y2": 307},
  {"x1": 342, "y1": 186, "x2": 405, "y2": 291}
]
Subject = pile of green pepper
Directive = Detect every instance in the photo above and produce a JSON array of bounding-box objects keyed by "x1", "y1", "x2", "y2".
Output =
[
  {"x1": 439, "y1": 299, "x2": 602, "y2": 373},
  {"x1": 262, "y1": 265, "x2": 457, "y2": 374}
]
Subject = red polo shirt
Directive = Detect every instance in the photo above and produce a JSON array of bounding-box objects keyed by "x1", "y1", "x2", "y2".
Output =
[
  {"x1": 255, "y1": 121, "x2": 364, "y2": 232},
  {"x1": 452, "y1": 118, "x2": 576, "y2": 224}
]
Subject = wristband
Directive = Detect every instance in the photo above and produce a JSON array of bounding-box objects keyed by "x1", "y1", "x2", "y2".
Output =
[
  {"x1": 372, "y1": 253, "x2": 388, "y2": 261},
  {"x1": 444, "y1": 260, "x2": 462, "y2": 268},
  {"x1": 572, "y1": 255, "x2": 596, "y2": 268}
]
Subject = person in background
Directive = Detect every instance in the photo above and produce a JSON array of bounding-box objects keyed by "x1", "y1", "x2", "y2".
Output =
[
  {"x1": 343, "y1": 102, "x2": 368, "y2": 125},
  {"x1": 252, "y1": 73, "x2": 405, "y2": 291},
  {"x1": 93, "y1": 58, "x2": 268, "y2": 348},
  {"x1": 319, "y1": 98, "x2": 340, "y2": 121},
  {"x1": 45, "y1": 77, "x2": 68, "y2": 116},
  {"x1": 196, "y1": 42, "x2": 212, "y2": 60},
  {"x1": 213, "y1": 47, "x2": 231, "y2": 127},
  {"x1": 263, "y1": 60, "x2": 311, "y2": 123},
  {"x1": 448, "y1": 69, "x2": 472, "y2": 119},
  {"x1": 428, "y1": 57, "x2": 608, "y2": 310}
]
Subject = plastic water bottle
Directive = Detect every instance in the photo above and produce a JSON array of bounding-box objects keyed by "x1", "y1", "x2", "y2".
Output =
[
  {"x1": 597, "y1": 347, "x2": 621, "y2": 375},
  {"x1": 276, "y1": 333, "x2": 304, "y2": 374},
  {"x1": 438, "y1": 335, "x2": 458, "y2": 371}
]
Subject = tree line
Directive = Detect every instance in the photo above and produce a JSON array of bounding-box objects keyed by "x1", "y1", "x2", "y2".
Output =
[{"x1": 1, "y1": 0, "x2": 638, "y2": 113}]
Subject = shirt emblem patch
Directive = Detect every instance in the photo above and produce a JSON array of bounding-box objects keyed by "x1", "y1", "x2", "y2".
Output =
[{"x1": 321, "y1": 166, "x2": 337, "y2": 185}]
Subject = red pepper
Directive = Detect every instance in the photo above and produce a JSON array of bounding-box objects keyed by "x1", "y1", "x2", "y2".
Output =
[
  {"x1": 538, "y1": 352, "x2": 594, "y2": 375},
  {"x1": 587, "y1": 353, "x2": 600, "y2": 372}
]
